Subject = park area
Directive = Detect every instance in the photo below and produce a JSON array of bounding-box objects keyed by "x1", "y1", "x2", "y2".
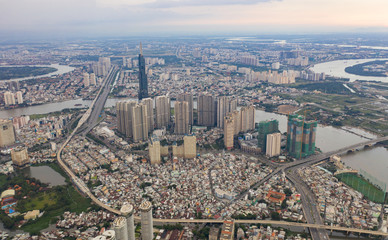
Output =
[{"x1": 336, "y1": 172, "x2": 386, "y2": 203}]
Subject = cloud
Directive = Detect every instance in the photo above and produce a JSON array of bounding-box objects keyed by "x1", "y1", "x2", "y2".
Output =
[{"x1": 97, "y1": 0, "x2": 278, "y2": 8}]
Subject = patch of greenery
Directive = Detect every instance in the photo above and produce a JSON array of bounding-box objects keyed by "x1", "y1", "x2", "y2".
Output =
[
  {"x1": 336, "y1": 173, "x2": 386, "y2": 203},
  {"x1": 0, "y1": 66, "x2": 57, "y2": 80},
  {"x1": 291, "y1": 81, "x2": 350, "y2": 94},
  {"x1": 345, "y1": 60, "x2": 387, "y2": 77}
]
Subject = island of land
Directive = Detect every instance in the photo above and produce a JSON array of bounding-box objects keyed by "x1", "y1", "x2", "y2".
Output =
[{"x1": 0, "y1": 66, "x2": 57, "y2": 80}]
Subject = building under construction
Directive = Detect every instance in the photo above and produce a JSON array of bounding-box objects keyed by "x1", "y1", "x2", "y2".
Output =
[
  {"x1": 286, "y1": 114, "x2": 317, "y2": 158},
  {"x1": 256, "y1": 119, "x2": 279, "y2": 152}
]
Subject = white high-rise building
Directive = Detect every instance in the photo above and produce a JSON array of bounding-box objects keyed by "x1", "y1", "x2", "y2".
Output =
[
  {"x1": 266, "y1": 132, "x2": 281, "y2": 157},
  {"x1": 139, "y1": 201, "x2": 153, "y2": 240},
  {"x1": 174, "y1": 101, "x2": 189, "y2": 134},
  {"x1": 4, "y1": 91, "x2": 15, "y2": 106},
  {"x1": 155, "y1": 96, "x2": 170, "y2": 129},
  {"x1": 217, "y1": 96, "x2": 237, "y2": 129},
  {"x1": 90, "y1": 73, "x2": 97, "y2": 85},
  {"x1": 120, "y1": 204, "x2": 135, "y2": 240},
  {"x1": 16, "y1": 91, "x2": 23, "y2": 104},
  {"x1": 83, "y1": 73, "x2": 90, "y2": 87},
  {"x1": 141, "y1": 98, "x2": 154, "y2": 133},
  {"x1": 113, "y1": 216, "x2": 128, "y2": 240}
]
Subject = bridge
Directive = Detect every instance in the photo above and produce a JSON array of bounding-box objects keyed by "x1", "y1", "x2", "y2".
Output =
[{"x1": 55, "y1": 65, "x2": 388, "y2": 237}]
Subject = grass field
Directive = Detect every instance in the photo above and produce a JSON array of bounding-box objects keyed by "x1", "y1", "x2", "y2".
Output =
[
  {"x1": 336, "y1": 173, "x2": 386, "y2": 203},
  {"x1": 24, "y1": 192, "x2": 58, "y2": 211},
  {"x1": 20, "y1": 162, "x2": 92, "y2": 234}
]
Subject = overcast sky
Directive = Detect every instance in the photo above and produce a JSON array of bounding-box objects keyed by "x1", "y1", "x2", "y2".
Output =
[{"x1": 1, "y1": 0, "x2": 388, "y2": 38}]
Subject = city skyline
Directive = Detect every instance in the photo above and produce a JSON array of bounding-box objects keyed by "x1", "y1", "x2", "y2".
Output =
[{"x1": 1, "y1": 0, "x2": 388, "y2": 39}]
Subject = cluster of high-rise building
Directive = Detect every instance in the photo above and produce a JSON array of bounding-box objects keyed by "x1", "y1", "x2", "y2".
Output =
[
  {"x1": 286, "y1": 114, "x2": 317, "y2": 158},
  {"x1": 116, "y1": 99, "x2": 152, "y2": 142},
  {"x1": 83, "y1": 72, "x2": 97, "y2": 87},
  {"x1": 92, "y1": 57, "x2": 111, "y2": 77},
  {"x1": 110, "y1": 202, "x2": 153, "y2": 240},
  {"x1": 256, "y1": 70, "x2": 297, "y2": 84},
  {"x1": 239, "y1": 55, "x2": 260, "y2": 66},
  {"x1": 223, "y1": 105, "x2": 255, "y2": 150},
  {"x1": 3, "y1": 91, "x2": 23, "y2": 106},
  {"x1": 256, "y1": 119, "x2": 282, "y2": 158}
]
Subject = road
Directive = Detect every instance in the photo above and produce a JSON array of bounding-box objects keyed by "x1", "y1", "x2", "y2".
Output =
[
  {"x1": 55, "y1": 65, "x2": 388, "y2": 238},
  {"x1": 77, "y1": 66, "x2": 119, "y2": 136}
]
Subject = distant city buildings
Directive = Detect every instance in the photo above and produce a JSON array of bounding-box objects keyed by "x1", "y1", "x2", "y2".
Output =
[
  {"x1": 286, "y1": 114, "x2": 317, "y2": 158},
  {"x1": 0, "y1": 119, "x2": 15, "y2": 147},
  {"x1": 92, "y1": 57, "x2": 111, "y2": 77},
  {"x1": 83, "y1": 72, "x2": 90, "y2": 87},
  {"x1": 3, "y1": 92, "x2": 16, "y2": 106}
]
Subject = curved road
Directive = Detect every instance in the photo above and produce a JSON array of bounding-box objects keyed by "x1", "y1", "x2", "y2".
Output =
[{"x1": 56, "y1": 66, "x2": 388, "y2": 237}]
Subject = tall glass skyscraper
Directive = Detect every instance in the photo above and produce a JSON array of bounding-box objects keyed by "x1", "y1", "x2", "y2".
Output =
[{"x1": 138, "y1": 42, "x2": 148, "y2": 100}]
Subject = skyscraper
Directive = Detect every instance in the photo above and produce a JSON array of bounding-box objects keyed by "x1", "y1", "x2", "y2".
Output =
[
  {"x1": 174, "y1": 101, "x2": 189, "y2": 134},
  {"x1": 155, "y1": 95, "x2": 170, "y2": 129},
  {"x1": 149, "y1": 137, "x2": 161, "y2": 164},
  {"x1": 139, "y1": 201, "x2": 153, "y2": 240},
  {"x1": 113, "y1": 216, "x2": 128, "y2": 240},
  {"x1": 116, "y1": 101, "x2": 136, "y2": 138},
  {"x1": 286, "y1": 114, "x2": 317, "y2": 159},
  {"x1": 16, "y1": 91, "x2": 23, "y2": 104},
  {"x1": 116, "y1": 101, "x2": 149, "y2": 142},
  {"x1": 0, "y1": 119, "x2": 15, "y2": 147},
  {"x1": 138, "y1": 42, "x2": 148, "y2": 100},
  {"x1": 240, "y1": 105, "x2": 255, "y2": 132},
  {"x1": 224, "y1": 114, "x2": 235, "y2": 150},
  {"x1": 266, "y1": 132, "x2": 281, "y2": 157},
  {"x1": 131, "y1": 103, "x2": 149, "y2": 142},
  {"x1": 183, "y1": 134, "x2": 196, "y2": 159},
  {"x1": 11, "y1": 147, "x2": 29, "y2": 168},
  {"x1": 141, "y1": 98, "x2": 154, "y2": 133},
  {"x1": 197, "y1": 94, "x2": 216, "y2": 127},
  {"x1": 178, "y1": 93, "x2": 193, "y2": 125},
  {"x1": 257, "y1": 120, "x2": 279, "y2": 153},
  {"x1": 217, "y1": 96, "x2": 237, "y2": 129},
  {"x1": 83, "y1": 72, "x2": 90, "y2": 87},
  {"x1": 3, "y1": 92, "x2": 15, "y2": 106},
  {"x1": 120, "y1": 204, "x2": 135, "y2": 240}
]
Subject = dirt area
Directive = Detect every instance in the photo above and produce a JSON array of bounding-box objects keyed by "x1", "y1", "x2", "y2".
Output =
[{"x1": 277, "y1": 105, "x2": 299, "y2": 114}]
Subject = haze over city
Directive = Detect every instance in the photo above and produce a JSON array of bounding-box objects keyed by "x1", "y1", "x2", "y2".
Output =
[
  {"x1": 1, "y1": 0, "x2": 388, "y2": 239},
  {"x1": 1, "y1": 0, "x2": 388, "y2": 38}
]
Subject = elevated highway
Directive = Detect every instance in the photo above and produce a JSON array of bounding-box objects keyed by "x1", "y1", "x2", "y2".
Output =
[{"x1": 55, "y1": 65, "x2": 388, "y2": 237}]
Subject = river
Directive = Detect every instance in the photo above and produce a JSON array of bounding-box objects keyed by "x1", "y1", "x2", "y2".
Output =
[
  {"x1": 0, "y1": 64, "x2": 76, "y2": 83},
  {"x1": 310, "y1": 58, "x2": 388, "y2": 83},
  {"x1": 0, "y1": 98, "x2": 387, "y2": 185}
]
